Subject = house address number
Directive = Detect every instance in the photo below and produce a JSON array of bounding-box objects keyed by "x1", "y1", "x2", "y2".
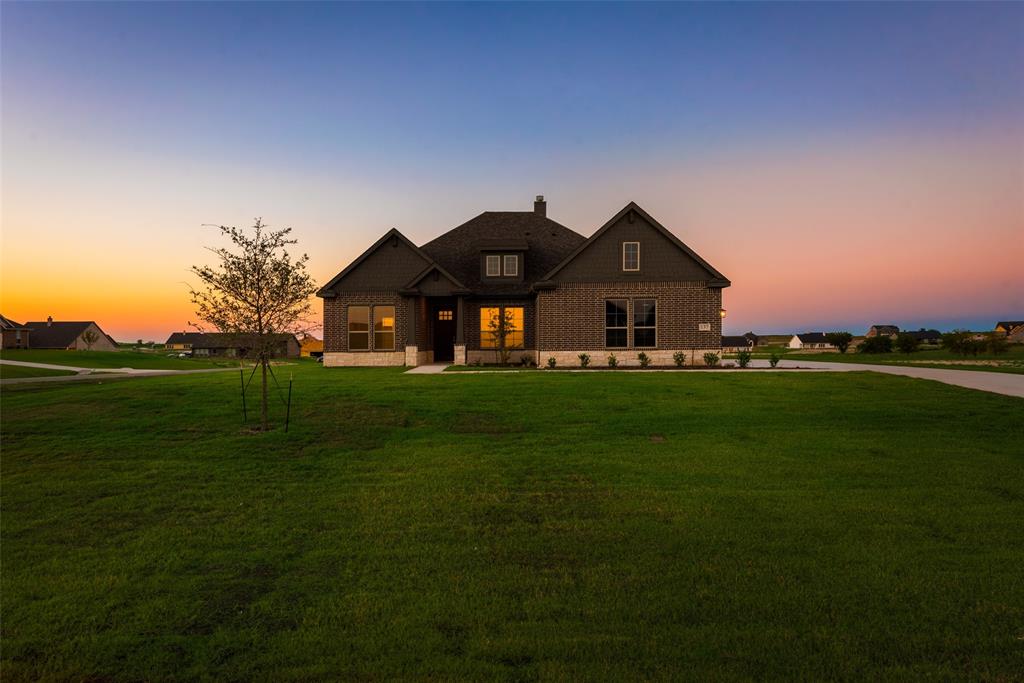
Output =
[{"x1": 698, "y1": 323, "x2": 711, "y2": 331}]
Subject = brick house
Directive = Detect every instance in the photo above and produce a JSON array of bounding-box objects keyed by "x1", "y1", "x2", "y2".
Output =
[
  {"x1": 866, "y1": 324, "x2": 899, "y2": 338},
  {"x1": 164, "y1": 331, "x2": 300, "y2": 358},
  {"x1": 1, "y1": 314, "x2": 31, "y2": 349},
  {"x1": 318, "y1": 198, "x2": 729, "y2": 367}
]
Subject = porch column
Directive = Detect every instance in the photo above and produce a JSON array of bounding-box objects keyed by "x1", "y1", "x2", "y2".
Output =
[
  {"x1": 404, "y1": 295, "x2": 419, "y2": 367},
  {"x1": 454, "y1": 295, "x2": 466, "y2": 365}
]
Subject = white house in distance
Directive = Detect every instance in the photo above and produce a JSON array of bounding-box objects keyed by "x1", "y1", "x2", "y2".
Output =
[{"x1": 788, "y1": 333, "x2": 834, "y2": 350}]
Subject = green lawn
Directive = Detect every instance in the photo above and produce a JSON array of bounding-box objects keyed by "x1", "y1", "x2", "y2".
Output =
[
  {"x1": 2, "y1": 367, "x2": 1022, "y2": 680},
  {"x1": 772, "y1": 346, "x2": 1024, "y2": 374},
  {"x1": 0, "y1": 349, "x2": 243, "y2": 370},
  {"x1": 0, "y1": 364, "x2": 76, "y2": 379}
]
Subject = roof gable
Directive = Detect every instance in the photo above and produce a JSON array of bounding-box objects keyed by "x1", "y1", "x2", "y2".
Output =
[
  {"x1": 541, "y1": 202, "x2": 730, "y2": 286},
  {"x1": 317, "y1": 229, "x2": 462, "y2": 297},
  {"x1": 24, "y1": 321, "x2": 103, "y2": 348}
]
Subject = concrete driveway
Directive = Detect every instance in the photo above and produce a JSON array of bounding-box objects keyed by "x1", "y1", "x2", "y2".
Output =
[{"x1": 0, "y1": 359, "x2": 234, "y2": 385}]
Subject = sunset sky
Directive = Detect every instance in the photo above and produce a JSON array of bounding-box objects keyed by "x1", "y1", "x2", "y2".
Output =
[{"x1": 2, "y1": 2, "x2": 1022, "y2": 341}]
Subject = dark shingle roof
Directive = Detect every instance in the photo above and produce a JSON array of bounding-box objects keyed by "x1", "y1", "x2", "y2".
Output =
[
  {"x1": 869, "y1": 324, "x2": 899, "y2": 333},
  {"x1": 721, "y1": 335, "x2": 751, "y2": 347},
  {"x1": 904, "y1": 329, "x2": 942, "y2": 341},
  {"x1": 420, "y1": 212, "x2": 586, "y2": 294},
  {"x1": 996, "y1": 320, "x2": 1024, "y2": 330},
  {"x1": 796, "y1": 332, "x2": 829, "y2": 343},
  {"x1": 166, "y1": 332, "x2": 297, "y2": 348},
  {"x1": 0, "y1": 314, "x2": 28, "y2": 330},
  {"x1": 24, "y1": 321, "x2": 107, "y2": 349}
]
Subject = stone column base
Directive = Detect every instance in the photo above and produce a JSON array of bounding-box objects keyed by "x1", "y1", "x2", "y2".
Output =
[
  {"x1": 405, "y1": 345, "x2": 419, "y2": 367},
  {"x1": 453, "y1": 344, "x2": 466, "y2": 365}
]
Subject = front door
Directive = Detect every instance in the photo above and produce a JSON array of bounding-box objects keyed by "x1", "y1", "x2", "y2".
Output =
[{"x1": 433, "y1": 307, "x2": 455, "y2": 361}]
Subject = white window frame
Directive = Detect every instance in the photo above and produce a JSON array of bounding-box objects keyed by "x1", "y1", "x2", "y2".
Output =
[
  {"x1": 503, "y1": 254, "x2": 518, "y2": 277},
  {"x1": 622, "y1": 242, "x2": 640, "y2": 271},
  {"x1": 485, "y1": 255, "x2": 501, "y2": 277}
]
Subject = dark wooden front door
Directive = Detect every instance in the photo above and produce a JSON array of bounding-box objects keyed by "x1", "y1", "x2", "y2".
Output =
[{"x1": 433, "y1": 307, "x2": 456, "y2": 361}]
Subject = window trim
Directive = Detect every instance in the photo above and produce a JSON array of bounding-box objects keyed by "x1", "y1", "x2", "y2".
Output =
[
  {"x1": 503, "y1": 254, "x2": 518, "y2": 277},
  {"x1": 633, "y1": 298, "x2": 657, "y2": 348},
  {"x1": 348, "y1": 305, "x2": 370, "y2": 351},
  {"x1": 622, "y1": 242, "x2": 640, "y2": 272},
  {"x1": 605, "y1": 298, "x2": 628, "y2": 348},
  {"x1": 485, "y1": 255, "x2": 501, "y2": 277}
]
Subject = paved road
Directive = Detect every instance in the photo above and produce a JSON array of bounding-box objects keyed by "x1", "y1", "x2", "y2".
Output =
[{"x1": 767, "y1": 359, "x2": 1024, "y2": 398}]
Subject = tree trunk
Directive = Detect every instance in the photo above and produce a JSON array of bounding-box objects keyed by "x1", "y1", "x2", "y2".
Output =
[{"x1": 260, "y1": 358, "x2": 269, "y2": 430}]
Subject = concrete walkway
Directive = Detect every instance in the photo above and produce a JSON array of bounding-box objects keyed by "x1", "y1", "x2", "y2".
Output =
[
  {"x1": 404, "y1": 363, "x2": 451, "y2": 374},
  {"x1": 1, "y1": 359, "x2": 235, "y2": 385}
]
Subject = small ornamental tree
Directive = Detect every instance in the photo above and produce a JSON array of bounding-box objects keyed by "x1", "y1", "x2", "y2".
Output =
[
  {"x1": 486, "y1": 307, "x2": 517, "y2": 366},
  {"x1": 825, "y1": 332, "x2": 853, "y2": 354},
  {"x1": 895, "y1": 333, "x2": 920, "y2": 355},
  {"x1": 80, "y1": 330, "x2": 99, "y2": 350},
  {"x1": 703, "y1": 352, "x2": 720, "y2": 367},
  {"x1": 191, "y1": 218, "x2": 316, "y2": 431},
  {"x1": 859, "y1": 335, "x2": 893, "y2": 353}
]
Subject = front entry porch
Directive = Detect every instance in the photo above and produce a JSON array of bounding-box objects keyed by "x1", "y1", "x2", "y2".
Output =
[{"x1": 405, "y1": 294, "x2": 466, "y2": 367}]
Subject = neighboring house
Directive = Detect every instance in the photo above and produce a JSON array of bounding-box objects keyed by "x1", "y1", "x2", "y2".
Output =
[
  {"x1": 165, "y1": 331, "x2": 300, "y2": 358},
  {"x1": 743, "y1": 331, "x2": 760, "y2": 347},
  {"x1": 866, "y1": 324, "x2": 900, "y2": 338},
  {"x1": 299, "y1": 334, "x2": 324, "y2": 357},
  {"x1": 318, "y1": 197, "x2": 730, "y2": 367},
  {"x1": 25, "y1": 317, "x2": 118, "y2": 350},
  {"x1": 788, "y1": 333, "x2": 834, "y2": 350},
  {"x1": 994, "y1": 321, "x2": 1024, "y2": 336},
  {"x1": 1, "y1": 314, "x2": 31, "y2": 349},
  {"x1": 721, "y1": 335, "x2": 754, "y2": 352},
  {"x1": 902, "y1": 329, "x2": 942, "y2": 344}
]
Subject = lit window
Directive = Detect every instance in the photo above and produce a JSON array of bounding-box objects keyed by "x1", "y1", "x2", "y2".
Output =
[
  {"x1": 349, "y1": 306, "x2": 369, "y2": 350},
  {"x1": 374, "y1": 306, "x2": 395, "y2": 350},
  {"x1": 634, "y1": 299, "x2": 656, "y2": 347},
  {"x1": 480, "y1": 306, "x2": 524, "y2": 349},
  {"x1": 623, "y1": 242, "x2": 640, "y2": 271},
  {"x1": 605, "y1": 299, "x2": 628, "y2": 347},
  {"x1": 503, "y1": 254, "x2": 518, "y2": 276},
  {"x1": 486, "y1": 255, "x2": 501, "y2": 277},
  {"x1": 438, "y1": 310, "x2": 453, "y2": 321}
]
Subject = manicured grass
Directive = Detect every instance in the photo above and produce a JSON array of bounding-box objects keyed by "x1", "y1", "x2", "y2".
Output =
[
  {"x1": 778, "y1": 346, "x2": 1024, "y2": 374},
  {"x1": 0, "y1": 364, "x2": 76, "y2": 379},
  {"x1": 2, "y1": 368, "x2": 1022, "y2": 680},
  {"x1": 0, "y1": 349, "x2": 242, "y2": 370}
]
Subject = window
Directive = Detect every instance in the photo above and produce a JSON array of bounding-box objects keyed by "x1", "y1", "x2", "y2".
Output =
[
  {"x1": 605, "y1": 299, "x2": 628, "y2": 347},
  {"x1": 480, "y1": 306, "x2": 524, "y2": 349},
  {"x1": 437, "y1": 310, "x2": 452, "y2": 321},
  {"x1": 634, "y1": 299, "x2": 656, "y2": 347},
  {"x1": 486, "y1": 255, "x2": 501, "y2": 277},
  {"x1": 349, "y1": 306, "x2": 369, "y2": 350},
  {"x1": 374, "y1": 306, "x2": 395, "y2": 350},
  {"x1": 503, "y1": 254, "x2": 518, "y2": 276},
  {"x1": 623, "y1": 242, "x2": 640, "y2": 271}
]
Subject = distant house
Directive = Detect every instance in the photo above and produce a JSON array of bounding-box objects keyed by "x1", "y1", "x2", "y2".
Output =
[
  {"x1": 24, "y1": 317, "x2": 118, "y2": 350},
  {"x1": 164, "y1": 331, "x2": 300, "y2": 358},
  {"x1": 743, "y1": 331, "x2": 760, "y2": 347},
  {"x1": 721, "y1": 335, "x2": 754, "y2": 352},
  {"x1": 994, "y1": 321, "x2": 1024, "y2": 336},
  {"x1": 788, "y1": 333, "x2": 834, "y2": 350},
  {"x1": 1, "y1": 314, "x2": 31, "y2": 350},
  {"x1": 299, "y1": 334, "x2": 324, "y2": 357},
  {"x1": 866, "y1": 325, "x2": 899, "y2": 338},
  {"x1": 902, "y1": 329, "x2": 942, "y2": 344}
]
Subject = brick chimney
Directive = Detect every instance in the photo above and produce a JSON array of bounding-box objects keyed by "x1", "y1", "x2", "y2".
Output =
[
  {"x1": 47, "y1": 316, "x2": 53, "y2": 327},
  {"x1": 534, "y1": 195, "x2": 546, "y2": 217}
]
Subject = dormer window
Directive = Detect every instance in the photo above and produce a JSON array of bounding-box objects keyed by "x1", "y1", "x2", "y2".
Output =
[
  {"x1": 486, "y1": 255, "x2": 501, "y2": 277},
  {"x1": 622, "y1": 242, "x2": 640, "y2": 271},
  {"x1": 503, "y1": 255, "x2": 518, "y2": 277}
]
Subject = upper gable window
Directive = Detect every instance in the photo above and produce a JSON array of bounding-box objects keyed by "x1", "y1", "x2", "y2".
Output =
[
  {"x1": 622, "y1": 242, "x2": 640, "y2": 271},
  {"x1": 503, "y1": 255, "x2": 518, "y2": 277},
  {"x1": 486, "y1": 255, "x2": 501, "y2": 277}
]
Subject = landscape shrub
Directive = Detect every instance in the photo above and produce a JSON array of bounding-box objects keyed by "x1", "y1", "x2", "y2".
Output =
[
  {"x1": 769, "y1": 352, "x2": 780, "y2": 368},
  {"x1": 736, "y1": 350, "x2": 752, "y2": 368},
  {"x1": 825, "y1": 331, "x2": 853, "y2": 353},
  {"x1": 546, "y1": 357, "x2": 556, "y2": 369},
  {"x1": 520, "y1": 354, "x2": 532, "y2": 366},
  {"x1": 672, "y1": 351, "x2": 686, "y2": 367},
  {"x1": 859, "y1": 336, "x2": 893, "y2": 353},
  {"x1": 637, "y1": 352, "x2": 650, "y2": 368},
  {"x1": 607, "y1": 353, "x2": 618, "y2": 368},
  {"x1": 578, "y1": 353, "x2": 590, "y2": 368},
  {"x1": 703, "y1": 352, "x2": 720, "y2": 367},
  {"x1": 895, "y1": 333, "x2": 920, "y2": 354}
]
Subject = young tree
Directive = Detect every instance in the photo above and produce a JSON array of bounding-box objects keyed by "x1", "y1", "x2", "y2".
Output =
[
  {"x1": 191, "y1": 218, "x2": 316, "y2": 430},
  {"x1": 486, "y1": 307, "x2": 517, "y2": 365},
  {"x1": 859, "y1": 335, "x2": 893, "y2": 353},
  {"x1": 895, "y1": 332, "x2": 920, "y2": 354},
  {"x1": 80, "y1": 330, "x2": 99, "y2": 350},
  {"x1": 825, "y1": 331, "x2": 853, "y2": 353}
]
